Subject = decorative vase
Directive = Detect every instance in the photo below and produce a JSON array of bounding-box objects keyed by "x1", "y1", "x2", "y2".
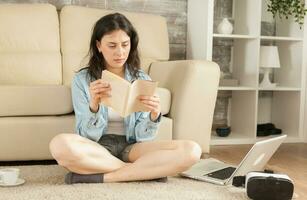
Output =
[{"x1": 217, "y1": 18, "x2": 233, "y2": 34}]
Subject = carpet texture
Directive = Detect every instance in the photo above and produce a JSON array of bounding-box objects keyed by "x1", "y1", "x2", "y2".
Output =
[{"x1": 0, "y1": 165, "x2": 247, "y2": 200}]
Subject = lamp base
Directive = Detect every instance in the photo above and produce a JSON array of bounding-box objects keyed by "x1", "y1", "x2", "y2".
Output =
[{"x1": 260, "y1": 68, "x2": 277, "y2": 88}]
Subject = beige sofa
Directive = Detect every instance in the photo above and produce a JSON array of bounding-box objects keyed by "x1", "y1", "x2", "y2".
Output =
[{"x1": 0, "y1": 4, "x2": 220, "y2": 161}]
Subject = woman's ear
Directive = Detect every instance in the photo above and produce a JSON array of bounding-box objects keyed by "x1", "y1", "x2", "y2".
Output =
[{"x1": 96, "y1": 40, "x2": 101, "y2": 52}]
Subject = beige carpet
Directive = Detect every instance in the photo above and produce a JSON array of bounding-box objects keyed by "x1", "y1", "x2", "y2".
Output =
[{"x1": 0, "y1": 165, "x2": 247, "y2": 200}]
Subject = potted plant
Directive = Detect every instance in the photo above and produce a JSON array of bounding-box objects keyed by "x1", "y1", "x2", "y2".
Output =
[{"x1": 267, "y1": 0, "x2": 307, "y2": 28}]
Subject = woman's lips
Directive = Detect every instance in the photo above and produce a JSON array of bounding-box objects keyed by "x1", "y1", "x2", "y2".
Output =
[{"x1": 114, "y1": 58, "x2": 125, "y2": 63}]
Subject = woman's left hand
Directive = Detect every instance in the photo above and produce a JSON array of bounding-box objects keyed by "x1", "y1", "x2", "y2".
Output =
[{"x1": 139, "y1": 95, "x2": 161, "y2": 121}]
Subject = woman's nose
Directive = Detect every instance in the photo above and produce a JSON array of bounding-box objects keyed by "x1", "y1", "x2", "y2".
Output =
[{"x1": 115, "y1": 46, "x2": 124, "y2": 56}]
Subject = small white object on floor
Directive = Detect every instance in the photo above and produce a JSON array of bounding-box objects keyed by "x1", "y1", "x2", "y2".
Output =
[{"x1": 0, "y1": 178, "x2": 25, "y2": 187}]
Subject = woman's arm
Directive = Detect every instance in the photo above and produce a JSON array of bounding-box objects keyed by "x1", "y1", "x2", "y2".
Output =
[
  {"x1": 133, "y1": 70, "x2": 162, "y2": 142},
  {"x1": 71, "y1": 74, "x2": 107, "y2": 142}
]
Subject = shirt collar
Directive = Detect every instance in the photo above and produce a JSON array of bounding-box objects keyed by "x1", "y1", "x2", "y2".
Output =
[{"x1": 124, "y1": 64, "x2": 135, "y2": 83}]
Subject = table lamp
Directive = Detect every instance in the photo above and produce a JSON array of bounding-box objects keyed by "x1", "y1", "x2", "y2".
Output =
[{"x1": 259, "y1": 46, "x2": 280, "y2": 88}]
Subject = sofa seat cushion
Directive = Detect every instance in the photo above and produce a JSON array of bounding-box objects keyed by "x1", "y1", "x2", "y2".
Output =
[
  {"x1": 156, "y1": 87, "x2": 171, "y2": 115},
  {"x1": 0, "y1": 115, "x2": 171, "y2": 161},
  {"x1": 0, "y1": 115, "x2": 75, "y2": 161},
  {"x1": 0, "y1": 86, "x2": 73, "y2": 116}
]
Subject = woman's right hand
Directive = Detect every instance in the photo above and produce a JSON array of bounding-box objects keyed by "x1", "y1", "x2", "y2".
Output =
[{"x1": 89, "y1": 79, "x2": 111, "y2": 113}]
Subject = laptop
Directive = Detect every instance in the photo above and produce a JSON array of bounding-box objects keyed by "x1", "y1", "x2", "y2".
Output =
[{"x1": 180, "y1": 135, "x2": 287, "y2": 185}]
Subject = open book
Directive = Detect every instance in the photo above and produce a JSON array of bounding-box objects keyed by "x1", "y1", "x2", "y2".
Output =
[{"x1": 100, "y1": 70, "x2": 158, "y2": 117}]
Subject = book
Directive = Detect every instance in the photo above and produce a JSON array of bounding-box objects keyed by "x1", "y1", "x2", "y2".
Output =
[
  {"x1": 219, "y1": 79, "x2": 239, "y2": 86},
  {"x1": 100, "y1": 70, "x2": 158, "y2": 117}
]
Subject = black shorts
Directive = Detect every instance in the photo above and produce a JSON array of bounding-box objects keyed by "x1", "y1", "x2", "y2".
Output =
[{"x1": 97, "y1": 134, "x2": 135, "y2": 162}]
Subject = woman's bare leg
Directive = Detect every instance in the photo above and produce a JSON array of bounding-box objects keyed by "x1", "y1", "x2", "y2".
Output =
[
  {"x1": 103, "y1": 140, "x2": 202, "y2": 182},
  {"x1": 50, "y1": 134, "x2": 201, "y2": 182},
  {"x1": 49, "y1": 133, "x2": 127, "y2": 174}
]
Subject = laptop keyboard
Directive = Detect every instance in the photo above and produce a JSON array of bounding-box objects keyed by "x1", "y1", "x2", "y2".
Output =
[{"x1": 206, "y1": 167, "x2": 236, "y2": 180}]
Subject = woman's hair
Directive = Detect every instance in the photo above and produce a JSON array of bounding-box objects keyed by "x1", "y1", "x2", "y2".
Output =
[{"x1": 82, "y1": 13, "x2": 140, "y2": 81}]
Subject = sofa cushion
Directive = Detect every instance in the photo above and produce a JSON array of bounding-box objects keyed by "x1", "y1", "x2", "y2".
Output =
[
  {"x1": 0, "y1": 115, "x2": 75, "y2": 161},
  {"x1": 0, "y1": 86, "x2": 73, "y2": 116},
  {"x1": 155, "y1": 116, "x2": 172, "y2": 141},
  {"x1": 0, "y1": 4, "x2": 61, "y2": 85},
  {"x1": 60, "y1": 5, "x2": 169, "y2": 86}
]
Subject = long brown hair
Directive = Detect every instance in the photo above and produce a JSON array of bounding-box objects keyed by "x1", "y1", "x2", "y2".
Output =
[{"x1": 81, "y1": 13, "x2": 141, "y2": 81}]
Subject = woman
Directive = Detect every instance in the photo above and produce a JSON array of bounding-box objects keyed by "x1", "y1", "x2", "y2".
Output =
[{"x1": 49, "y1": 13, "x2": 201, "y2": 184}]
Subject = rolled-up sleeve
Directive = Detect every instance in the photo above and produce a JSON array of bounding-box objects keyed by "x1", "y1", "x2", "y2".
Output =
[
  {"x1": 71, "y1": 75, "x2": 107, "y2": 142},
  {"x1": 134, "y1": 111, "x2": 162, "y2": 142}
]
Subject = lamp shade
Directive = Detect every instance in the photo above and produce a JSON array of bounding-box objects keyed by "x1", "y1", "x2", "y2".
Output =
[{"x1": 259, "y1": 46, "x2": 280, "y2": 68}]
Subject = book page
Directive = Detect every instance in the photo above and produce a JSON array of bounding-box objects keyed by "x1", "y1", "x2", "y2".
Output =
[
  {"x1": 125, "y1": 80, "x2": 158, "y2": 115},
  {"x1": 100, "y1": 70, "x2": 130, "y2": 117}
]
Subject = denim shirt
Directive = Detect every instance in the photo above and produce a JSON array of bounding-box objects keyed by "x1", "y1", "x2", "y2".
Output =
[{"x1": 71, "y1": 66, "x2": 161, "y2": 143}]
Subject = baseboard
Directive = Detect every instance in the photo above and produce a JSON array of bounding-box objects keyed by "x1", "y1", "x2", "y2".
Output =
[{"x1": 0, "y1": 160, "x2": 57, "y2": 166}]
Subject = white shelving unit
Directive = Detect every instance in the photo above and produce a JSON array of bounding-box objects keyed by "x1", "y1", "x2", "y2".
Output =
[
  {"x1": 260, "y1": 36, "x2": 303, "y2": 42},
  {"x1": 187, "y1": 0, "x2": 307, "y2": 145},
  {"x1": 213, "y1": 33, "x2": 257, "y2": 39}
]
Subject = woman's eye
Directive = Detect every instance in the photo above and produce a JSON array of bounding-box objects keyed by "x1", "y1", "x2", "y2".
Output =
[{"x1": 109, "y1": 46, "x2": 116, "y2": 48}]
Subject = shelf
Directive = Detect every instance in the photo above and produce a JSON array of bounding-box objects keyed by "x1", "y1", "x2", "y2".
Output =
[
  {"x1": 211, "y1": 133, "x2": 255, "y2": 145},
  {"x1": 213, "y1": 35, "x2": 303, "y2": 41},
  {"x1": 258, "y1": 87, "x2": 301, "y2": 91},
  {"x1": 210, "y1": 133, "x2": 303, "y2": 145},
  {"x1": 219, "y1": 86, "x2": 257, "y2": 91},
  {"x1": 213, "y1": 33, "x2": 257, "y2": 39},
  {"x1": 219, "y1": 87, "x2": 301, "y2": 91},
  {"x1": 260, "y1": 36, "x2": 303, "y2": 42},
  {"x1": 257, "y1": 91, "x2": 301, "y2": 139},
  {"x1": 211, "y1": 134, "x2": 302, "y2": 145}
]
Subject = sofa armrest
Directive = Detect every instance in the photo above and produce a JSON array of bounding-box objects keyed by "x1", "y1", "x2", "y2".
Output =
[{"x1": 149, "y1": 60, "x2": 220, "y2": 153}]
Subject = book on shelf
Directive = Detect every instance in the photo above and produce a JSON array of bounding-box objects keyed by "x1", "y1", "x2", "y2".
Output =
[
  {"x1": 100, "y1": 70, "x2": 158, "y2": 117},
  {"x1": 219, "y1": 79, "x2": 239, "y2": 87}
]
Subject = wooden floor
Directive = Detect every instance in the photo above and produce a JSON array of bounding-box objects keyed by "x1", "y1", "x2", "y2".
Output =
[{"x1": 203, "y1": 143, "x2": 307, "y2": 199}]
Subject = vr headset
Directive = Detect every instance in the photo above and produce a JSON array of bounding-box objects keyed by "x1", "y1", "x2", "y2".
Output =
[{"x1": 233, "y1": 170, "x2": 294, "y2": 200}]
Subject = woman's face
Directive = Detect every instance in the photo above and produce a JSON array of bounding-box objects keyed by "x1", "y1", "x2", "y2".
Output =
[{"x1": 96, "y1": 29, "x2": 131, "y2": 71}]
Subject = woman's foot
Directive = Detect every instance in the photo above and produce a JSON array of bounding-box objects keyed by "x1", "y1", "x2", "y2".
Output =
[
  {"x1": 152, "y1": 176, "x2": 168, "y2": 183},
  {"x1": 65, "y1": 172, "x2": 167, "y2": 184},
  {"x1": 65, "y1": 172, "x2": 104, "y2": 184}
]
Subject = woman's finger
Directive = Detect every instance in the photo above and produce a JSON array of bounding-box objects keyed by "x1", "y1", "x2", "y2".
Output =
[
  {"x1": 139, "y1": 95, "x2": 160, "y2": 103},
  {"x1": 99, "y1": 93, "x2": 112, "y2": 98},
  {"x1": 90, "y1": 80, "x2": 109, "y2": 88},
  {"x1": 90, "y1": 79, "x2": 103, "y2": 87},
  {"x1": 91, "y1": 83, "x2": 110, "y2": 91},
  {"x1": 140, "y1": 99, "x2": 159, "y2": 108},
  {"x1": 141, "y1": 104, "x2": 158, "y2": 112},
  {"x1": 92, "y1": 87, "x2": 111, "y2": 94}
]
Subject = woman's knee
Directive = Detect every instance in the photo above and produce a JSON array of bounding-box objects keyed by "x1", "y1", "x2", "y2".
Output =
[
  {"x1": 49, "y1": 133, "x2": 82, "y2": 166},
  {"x1": 176, "y1": 140, "x2": 202, "y2": 169}
]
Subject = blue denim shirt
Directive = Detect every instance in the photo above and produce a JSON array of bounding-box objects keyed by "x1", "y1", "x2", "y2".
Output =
[{"x1": 71, "y1": 66, "x2": 161, "y2": 143}]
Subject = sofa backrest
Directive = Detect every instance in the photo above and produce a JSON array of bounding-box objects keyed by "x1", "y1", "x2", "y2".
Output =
[
  {"x1": 0, "y1": 4, "x2": 62, "y2": 85},
  {"x1": 60, "y1": 5, "x2": 169, "y2": 86}
]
